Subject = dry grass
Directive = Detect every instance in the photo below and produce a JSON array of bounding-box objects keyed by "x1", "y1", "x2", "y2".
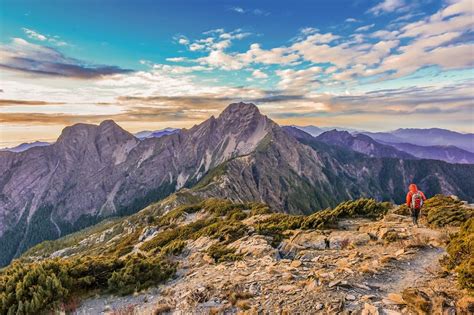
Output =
[
  {"x1": 111, "y1": 304, "x2": 137, "y2": 315},
  {"x1": 153, "y1": 303, "x2": 173, "y2": 315}
]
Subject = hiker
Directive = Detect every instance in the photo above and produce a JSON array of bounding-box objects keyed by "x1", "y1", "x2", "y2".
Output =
[{"x1": 406, "y1": 184, "x2": 426, "y2": 226}]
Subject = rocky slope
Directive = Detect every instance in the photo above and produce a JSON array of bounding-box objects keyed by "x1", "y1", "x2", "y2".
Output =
[
  {"x1": 5, "y1": 196, "x2": 472, "y2": 314},
  {"x1": 1, "y1": 103, "x2": 474, "y2": 267}
]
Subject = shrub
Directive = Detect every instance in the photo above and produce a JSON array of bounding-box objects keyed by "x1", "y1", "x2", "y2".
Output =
[
  {"x1": 423, "y1": 195, "x2": 473, "y2": 228},
  {"x1": 107, "y1": 254, "x2": 175, "y2": 295},
  {"x1": 0, "y1": 254, "x2": 175, "y2": 314},
  {"x1": 441, "y1": 218, "x2": 473, "y2": 291},
  {"x1": 161, "y1": 240, "x2": 186, "y2": 256},
  {"x1": 207, "y1": 244, "x2": 242, "y2": 263}
]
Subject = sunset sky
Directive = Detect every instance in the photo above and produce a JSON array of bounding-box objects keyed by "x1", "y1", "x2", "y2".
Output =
[{"x1": 1, "y1": 0, "x2": 473, "y2": 148}]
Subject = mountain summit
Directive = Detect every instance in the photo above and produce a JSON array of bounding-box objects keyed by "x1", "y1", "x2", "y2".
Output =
[{"x1": 1, "y1": 102, "x2": 473, "y2": 266}]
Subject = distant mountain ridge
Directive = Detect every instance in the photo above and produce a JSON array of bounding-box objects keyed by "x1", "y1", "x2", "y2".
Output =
[
  {"x1": 291, "y1": 125, "x2": 473, "y2": 164},
  {"x1": 134, "y1": 128, "x2": 180, "y2": 140},
  {"x1": 315, "y1": 130, "x2": 415, "y2": 159},
  {"x1": 1, "y1": 141, "x2": 51, "y2": 153},
  {"x1": 362, "y1": 128, "x2": 474, "y2": 153},
  {"x1": 1, "y1": 103, "x2": 473, "y2": 267}
]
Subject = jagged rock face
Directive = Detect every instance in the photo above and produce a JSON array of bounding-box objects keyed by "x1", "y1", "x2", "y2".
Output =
[
  {"x1": 316, "y1": 130, "x2": 415, "y2": 159},
  {"x1": 0, "y1": 102, "x2": 274, "y2": 266}
]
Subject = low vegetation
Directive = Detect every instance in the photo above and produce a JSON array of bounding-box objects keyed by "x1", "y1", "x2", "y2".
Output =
[
  {"x1": 423, "y1": 195, "x2": 473, "y2": 227},
  {"x1": 0, "y1": 254, "x2": 175, "y2": 314},
  {"x1": 441, "y1": 218, "x2": 473, "y2": 291},
  {"x1": 255, "y1": 198, "x2": 391, "y2": 245}
]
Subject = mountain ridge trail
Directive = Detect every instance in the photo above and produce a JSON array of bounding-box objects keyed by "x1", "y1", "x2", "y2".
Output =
[{"x1": 72, "y1": 208, "x2": 464, "y2": 314}]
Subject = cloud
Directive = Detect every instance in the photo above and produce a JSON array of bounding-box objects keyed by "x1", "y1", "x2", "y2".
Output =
[
  {"x1": 251, "y1": 69, "x2": 268, "y2": 79},
  {"x1": 0, "y1": 38, "x2": 132, "y2": 79},
  {"x1": 180, "y1": 29, "x2": 251, "y2": 53},
  {"x1": 276, "y1": 66, "x2": 322, "y2": 93},
  {"x1": 368, "y1": 0, "x2": 406, "y2": 15},
  {"x1": 22, "y1": 28, "x2": 47, "y2": 41},
  {"x1": 22, "y1": 28, "x2": 68, "y2": 46},
  {"x1": 345, "y1": 18, "x2": 359, "y2": 23},
  {"x1": 230, "y1": 7, "x2": 245, "y2": 14},
  {"x1": 229, "y1": 7, "x2": 269, "y2": 16},
  {"x1": 355, "y1": 24, "x2": 375, "y2": 32},
  {"x1": 166, "y1": 57, "x2": 187, "y2": 62},
  {"x1": 0, "y1": 99, "x2": 65, "y2": 106}
]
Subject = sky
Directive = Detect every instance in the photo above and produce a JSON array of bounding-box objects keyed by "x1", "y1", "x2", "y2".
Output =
[{"x1": 0, "y1": 0, "x2": 473, "y2": 147}]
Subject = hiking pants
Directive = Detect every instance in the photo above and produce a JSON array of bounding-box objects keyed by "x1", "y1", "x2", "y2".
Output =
[{"x1": 410, "y1": 207, "x2": 420, "y2": 225}]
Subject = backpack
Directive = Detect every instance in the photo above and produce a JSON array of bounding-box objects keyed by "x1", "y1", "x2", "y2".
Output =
[{"x1": 411, "y1": 191, "x2": 424, "y2": 209}]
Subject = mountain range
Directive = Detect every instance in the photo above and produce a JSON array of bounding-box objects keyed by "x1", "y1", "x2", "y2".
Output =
[
  {"x1": 1, "y1": 103, "x2": 473, "y2": 266},
  {"x1": 362, "y1": 128, "x2": 474, "y2": 153},
  {"x1": 292, "y1": 125, "x2": 474, "y2": 164},
  {"x1": 0, "y1": 141, "x2": 51, "y2": 153}
]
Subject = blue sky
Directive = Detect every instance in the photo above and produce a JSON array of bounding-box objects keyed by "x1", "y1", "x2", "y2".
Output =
[{"x1": 0, "y1": 0, "x2": 473, "y2": 146}]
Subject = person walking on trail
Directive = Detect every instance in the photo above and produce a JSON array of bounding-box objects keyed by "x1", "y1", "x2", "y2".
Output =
[{"x1": 406, "y1": 184, "x2": 426, "y2": 227}]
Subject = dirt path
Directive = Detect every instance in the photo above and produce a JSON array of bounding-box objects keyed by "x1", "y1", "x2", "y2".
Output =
[{"x1": 367, "y1": 246, "x2": 445, "y2": 294}]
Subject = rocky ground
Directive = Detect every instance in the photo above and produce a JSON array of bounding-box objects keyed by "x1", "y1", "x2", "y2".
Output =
[{"x1": 74, "y1": 209, "x2": 472, "y2": 315}]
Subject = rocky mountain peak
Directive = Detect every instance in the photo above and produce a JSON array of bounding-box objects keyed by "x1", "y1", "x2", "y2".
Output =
[
  {"x1": 56, "y1": 120, "x2": 134, "y2": 145},
  {"x1": 218, "y1": 102, "x2": 262, "y2": 122}
]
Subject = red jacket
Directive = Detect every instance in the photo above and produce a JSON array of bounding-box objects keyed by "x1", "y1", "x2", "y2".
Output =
[{"x1": 406, "y1": 184, "x2": 426, "y2": 207}]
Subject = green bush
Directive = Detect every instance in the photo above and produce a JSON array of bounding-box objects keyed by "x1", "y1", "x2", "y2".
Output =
[
  {"x1": 423, "y1": 195, "x2": 473, "y2": 227},
  {"x1": 441, "y1": 218, "x2": 473, "y2": 291},
  {"x1": 161, "y1": 240, "x2": 186, "y2": 256},
  {"x1": 107, "y1": 254, "x2": 175, "y2": 295},
  {"x1": 251, "y1": 198, "x2": 390, "y2": 246},
  {"x1": 206, "y1": 244, "x2": 242, "y2": 263},
  {"x1": 0, "y1": 254, "x2": 175, "y2": 314}
]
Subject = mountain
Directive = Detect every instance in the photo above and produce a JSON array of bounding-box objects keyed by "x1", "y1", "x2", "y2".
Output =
[
  {"x1": 0, "y1": 103, "x2": 273, "y2": 266},
  {"x1": 363, "y1": 128, "x2": 474, "y2": 153},
  {"x1": 292, "y1": 125, "x2": 362, "y2": 137},
  {"x1": 1, "y1": 103, "x2": 473, "y2": 267},
  {"x1": 386, "y1": 142, "x2": 474, "y2": 164},
  {"x1": 1, "y1": 141, "x2": 51, "y2": 152},
  {"x1": 314, "y1": 129, "x2": 415, "y2": 159},
  {"x1": 292, "y1": 125, "x2": 325, "y2": 136},
  {"x1": 134, "y1": 128, "x2": 180, "y2": 140}
]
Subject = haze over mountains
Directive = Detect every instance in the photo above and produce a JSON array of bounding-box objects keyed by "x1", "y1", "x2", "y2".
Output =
[
  {"x1": 292, "y1": 126, "x2": 474, "y2": 164},
  {"x1": 1, "y1": 103, "x2": 473, "y2": 266}
]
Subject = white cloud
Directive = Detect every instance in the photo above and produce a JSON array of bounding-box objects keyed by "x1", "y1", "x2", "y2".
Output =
[
  {"x1": 166, "y1": 57, "x2": 186, "y2": 62},
  {"x1": 189, "y1": 43, "x2": 206, "y2": 51},
  {"x1": 345, "y1": 18, "x2": 359, "y2": 23},
  {"x1": 231, "y1": 7, "x2": 245, "y2": 14},
  {"x1": 229, "y1": 7, "x2": 269, "y2": 16},
  {"x1": 252, "y1": 69, "x2": 268, "y2": 79},
  {"x1": 368, "y1": 0, "x2": 406, "y2": 15},
  {"x1": 355, "y1": 24, "x2": 375, "y2": 32},
  {"x1": 276, "y1": 66, "x2": 322, "y2": 93},
  {"x1": 22, "y1": 28, "x2": 47, "y2": 41},
  {"x1": 21, "y1": 28, "x2": 68, "y2": 46},
  {"x1": 182, "y1": 29, "x2": 251, "y2": 52}
]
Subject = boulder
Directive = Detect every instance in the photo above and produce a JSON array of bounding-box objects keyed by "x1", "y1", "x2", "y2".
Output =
[
  {"x1": 329, "y1": 231, "x2": 371, "y2": 248},
  {"x1": 231, "y1": 235, "x2": 280, "y2": 259},
  {"x1": 361, "y1": 303, "x2": 380, "y2": 315}
]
